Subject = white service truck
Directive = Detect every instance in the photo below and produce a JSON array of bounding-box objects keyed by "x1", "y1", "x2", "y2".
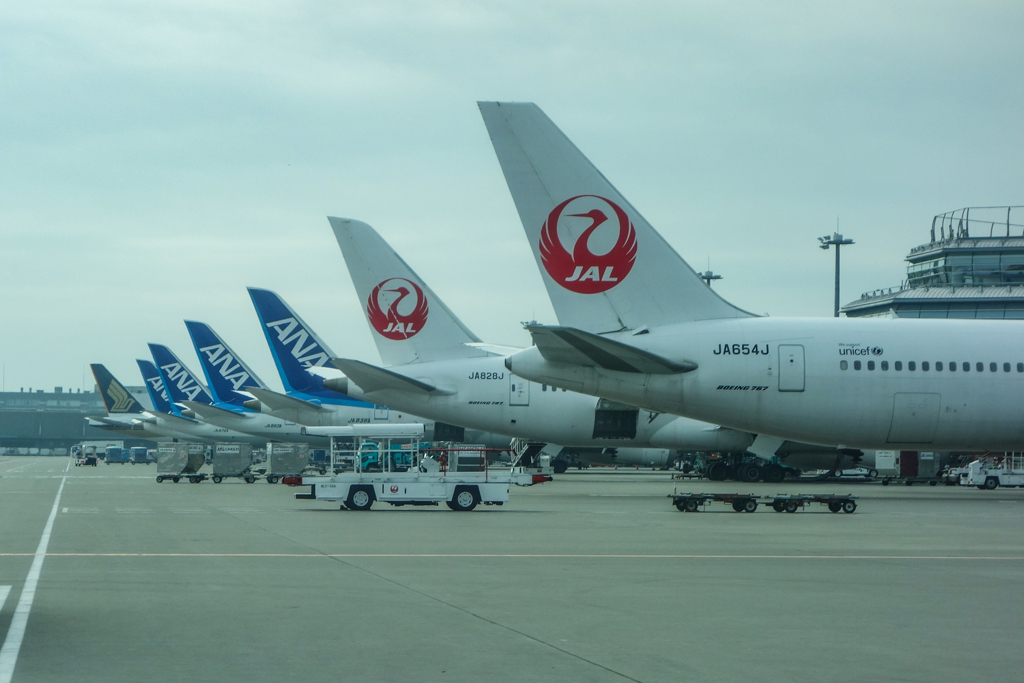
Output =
[
  {"x1": 293, "y1": 425, "x2": 551, "y2": 511},
  {"x1": 960, "y1": 453, "x2": 1024, "y2": 489}
]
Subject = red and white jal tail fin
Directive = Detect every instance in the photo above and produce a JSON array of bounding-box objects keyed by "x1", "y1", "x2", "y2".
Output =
[
  {"x1": 479, "y1": 101, "x2": 753, "y2": 332},
  {"x1": 328, "y1": 217, "x2": 489, "y2": 367}
]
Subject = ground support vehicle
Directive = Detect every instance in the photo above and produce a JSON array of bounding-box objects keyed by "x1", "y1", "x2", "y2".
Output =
[
  {"x1": 265, "y1": 443, "x2": 314, "y2": 484},
  {"x1": 764, "y1": 494, "x2": 858, "y2": 514},
  {"x1": 75, "y1": 455, "x2": 98, "y2": 467},
  {"x1": 156, "y1": 443, "x2": 207, "y2": 483},
  {"x1": 960, "y1": 453, "x2": 1024, "y2": 489},
  {"x1": 129, "y1": 447, "x2": 152, "y2": 464},
  {"x1": 669, "y1": 492, "x2": 858, "y2": 513},
  {"x1": 211, "y1": 443, "x2": 257, "y2": 484},
  {"x1": 104, "y1": 446, "x2": 131, "y2": 464},
  {"x1": 296, "y1": 431, "x2": 551, "y2": 511},
  {"x1": 668, "y1": 492, "x2": 761, "y2": 513}
]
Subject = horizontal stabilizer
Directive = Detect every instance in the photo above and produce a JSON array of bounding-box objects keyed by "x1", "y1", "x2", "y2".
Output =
[
  {"x1": 180, "y1": 401, "x2": 249, "y2": 421},
  {"x1": 244, "y1": 387, "x2": 326, "y2": 413},
  {"x1": 525, "y1": 325, "x2": 695, "y2": 375},
  {"x1": 301, "y1": 423, "x2": 425, "y2": 438},
  {"x1": 329, "y1": 358, "x2": 452, "y2": 395}
]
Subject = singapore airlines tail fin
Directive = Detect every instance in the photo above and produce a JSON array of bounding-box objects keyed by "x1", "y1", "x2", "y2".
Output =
[
  {"x1": 136, "y1": 359, "x2": 175, "y2": 415},
  {"x1": 148, "y1": 343, "x2": 215, "y2": 410},
  {"x1": 478, "y1": 101, "x2": 753, "y2": 333},
  {"x1": 328, "y1": 216, "x2": 490, "y2": 366},
  {"x1": 90, "y1": 364, "x2": 146, "y2": 414},
  {"x1": 185, "y1": 321, "x2": 267, "y2": 407}
]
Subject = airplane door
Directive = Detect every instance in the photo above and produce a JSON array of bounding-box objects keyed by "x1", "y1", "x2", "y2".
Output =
[
  {"x1": 778, "y1": 345, "x2": 805, "y2": 392},
  {"x1": 373, "y1": 405, "x2": 389, "y2": 420},
  {"x1": 886, "y1": 393, "x2": 940, "y2": 443},
  {"x1": 509, "y1": 375, "x2": 530, "y2": 406}
]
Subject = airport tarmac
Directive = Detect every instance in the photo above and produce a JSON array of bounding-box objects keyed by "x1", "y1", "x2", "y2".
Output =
[{"x1": 1, "y1": 455, "x2": 1022, "y2": 683}]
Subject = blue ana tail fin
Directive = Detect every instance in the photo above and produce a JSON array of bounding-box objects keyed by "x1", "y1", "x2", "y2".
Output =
[
  {"x1": 136, "y1": 359, "x2": 174, "y2": 414},
  {"x1": 185, "y1": 320, "x2": 266, "y2": 408},
  {"x1": 148, "y1": 343, "x2": 214, "y2": 407}
]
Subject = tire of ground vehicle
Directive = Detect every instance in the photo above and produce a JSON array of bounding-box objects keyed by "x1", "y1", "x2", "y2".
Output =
[
  {"x1": 172, "y1": 476, "x2": 180, "y2": 483},
  {"x1": 828, "y1": 502, "x2": 841, "y2": 513},
  {"x1": 212, "y1": 475, "x2": 222, "y2": 484},
  {"x1": 869, "y1": 469, "x2": 879, "y2": 478},
  {"x1": 684, "y1": 499, "x2": 699, "y2": 512},
  {"x1": 675, "y1": 501, "x2": 687, "y2": 511},
  {"x1": 266, "y1": 475, "x2": 279, "y2": 484},
  {"x1": 731, "y1": 500, "x2": 743, "y2": 512},
  {"x1": 450, "y1": 486, "x2": 479, "y2": 511},
  {"x1": 346, "y1": 486, "x2": 375, "y2": 511},
  {"x1": 772, "y1": 501, "x2": 785, "y2": 512},
  {"x1": 929, "y1": 480, "x2": 937, "y2": 486},
  {"x1": 189, "y1": 476, "x2": 201, "y2": 483},
  {"x1": 552, "y1": 460, "x2": 568, "y2": 475},
  {"x1": 156, "y1": 476, "x2": 164, "y2": 483},
  {"x1": 765, "y1": 466, "x2": 785, "y2": 483},
  {"x1": 707, "y1": 462, "x2": 729, "y2": 481},
  {"x1": 842, "y1": 501, "x2": 857, "y2": 513},
  {"x1": 784, "y1": 501, "x2": 798, "y2": 513},
  {"x1": 742, "y1": 499, "x2": 758, "y2": 513},
  {"x1": 740, "y1": 464, "x2": 762, "y2": 483},
  {"x1": 244, "y1": 475, "x2": 256, "y2": 484},
  {"x1": 984, "y1": 477, "x2": 999, "y2": 490}
]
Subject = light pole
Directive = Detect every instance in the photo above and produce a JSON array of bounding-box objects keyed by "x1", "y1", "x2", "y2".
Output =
[
  {"x1": 819, "y1": 232, "x2": 854, "y2": 317},
  {"x1": 699, "y1": 270, "x2": 722, "y2": 287}
]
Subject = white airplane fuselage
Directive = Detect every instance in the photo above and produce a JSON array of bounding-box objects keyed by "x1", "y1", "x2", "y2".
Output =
[
  {"x1": 337, "y1": 355, "x2": 756, "y2": 453},
  {"x1": 508, "y1": 317, "x2": 1024, "y2": 451}
]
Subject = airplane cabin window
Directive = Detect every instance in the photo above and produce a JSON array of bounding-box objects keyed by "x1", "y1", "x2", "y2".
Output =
[
  {"x1": 1018, "y1": 363, "x2": 1023, "y2": 373},
  {"x1": 867, "y1": 361, "x2": 875, "y2": 370},
  {"x1": 922, "y1": 361, "x2": 930, "y2": 371},
  {"x1": 949, "y1": 362, "x2": 956, "y2": 372},
  {"x1": 990, "y1": 362, "x2": 998, "y2": 372},
  {"x1": 936, "y1": 362, "x2": 943, "y2": 371},
  {"x1": 881, "y1": 361, "x2": 889, "y2": 370},
  {"x1": 542, "y1": 384, "x2": 547, "y2": 391},
  {"x1": 854, "y1": 360, "x2": 862, "y2": 370},
  {"x1": 840, "y1": 361, "x2": 848, "y2": 370},
  {"x1": 1004, "y1": 363, "x2": 1011, "y2": 373},
  {"x1": 977, "y1": 362, "x2": 984, "y2": 372},
  {"x1": 964, "y1": 362, "x2": 970, "y2": 371},
  {"x1": 908, "y1": 361, "x2": 916, "y2": 371},
  {"x1": 895, "y1": 361, "x2": 903, "y2": 371}
]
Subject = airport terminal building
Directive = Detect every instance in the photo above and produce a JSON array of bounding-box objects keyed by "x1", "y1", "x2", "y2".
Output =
[
  {"x1": 0, "y1": 386, "x2": 154, "y2": 455},
  {"x1": 843, "y1": 206, "x2": 1024, "y2": 319}
]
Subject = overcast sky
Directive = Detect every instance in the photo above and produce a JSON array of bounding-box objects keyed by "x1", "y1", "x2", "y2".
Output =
[{"x1": 2, "y1": 0, "x2": 1022, "y2": 393}]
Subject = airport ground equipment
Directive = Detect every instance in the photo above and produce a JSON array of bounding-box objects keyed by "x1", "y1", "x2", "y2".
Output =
[
  {"x1": 881, "y1": 476, "x2": 940, "y2": 486},
  {"x1": 104, "y1": 446, "x2": 130, "y2": 464},
  {"x1": 764, "y1": 493, "x2": 857, "y2": 513},
  {"x1": 669, "y1": 492, "x2": 761, "y2": 513},
  {"x1": 211, "y1": 443, "x2": 256, "y2": 483},
  {"x1": 266, "y1": 443, "x2": 315, "y2": 484},
  {"x1": 130, "y1": 447, "x2": 151, "y2": 464},
  {"x1": 960, "y1": 453, "x2": 1024, "y2": 489},
  {"x1": 669, "y1": 491, "x2": 858, "y2": 513},
  {"x1": 156, "y1": 443, "x2": 207, "y2": 483},
  {"x1": 296, "y1": 426, "x2": 551, "y2": 511}
]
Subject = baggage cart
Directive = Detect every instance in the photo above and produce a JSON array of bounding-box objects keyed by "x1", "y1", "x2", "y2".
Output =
[
  {"x1": 156, "y1": 443, "x2": 208, "y2": 483},
  {"x1": 211, "y1": 443, "x2": 256, "y2": 483}
]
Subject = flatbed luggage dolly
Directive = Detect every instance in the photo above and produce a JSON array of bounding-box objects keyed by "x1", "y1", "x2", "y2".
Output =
[
  {"x1": 765, "y1": 494, "x2": 857, "y2": 513},
  {"x1": 669, "y1": 492, "x2": 760, "y2": 513}
]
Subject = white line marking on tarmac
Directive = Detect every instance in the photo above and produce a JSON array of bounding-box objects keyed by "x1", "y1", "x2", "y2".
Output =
[
  {"x1": 0, "y1": 476, "x2": 65, "y2": 683},
  {"x1": 0, "y1": 552, "x2": 1020, "y2": 560}
]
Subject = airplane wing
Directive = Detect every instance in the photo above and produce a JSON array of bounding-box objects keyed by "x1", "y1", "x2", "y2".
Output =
[
  {"x1": 525, "y1": 324, "x2": 696, "y2": 375},
  {"x1": 180, "y1": 401, "x2": 250, "y2": 421},
  {"x1": 329, "y1": 359, "x2": 453, "y2": 395},
  {"x1": 243, "y1": 387, "x2": 328, "y2": 413}
]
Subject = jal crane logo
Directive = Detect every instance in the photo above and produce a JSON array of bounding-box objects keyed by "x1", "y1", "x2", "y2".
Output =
[
  {"x1": 367, "y1": 277, "x2": 428, "y2": 340},
  {"x1": 540, "y1": 195, "x2": 637, "y2": 294}
]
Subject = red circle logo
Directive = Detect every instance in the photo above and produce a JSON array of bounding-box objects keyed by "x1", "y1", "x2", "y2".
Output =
[
  {"x1": 390, "y1": 485, "x2": 399, "y2": 493},
  {"x1": 540, "y1": 195, "x2": 637, "y2": 294},
  {"x1": 367, "y1": 278, "x2": 429, "y2": 340}
]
